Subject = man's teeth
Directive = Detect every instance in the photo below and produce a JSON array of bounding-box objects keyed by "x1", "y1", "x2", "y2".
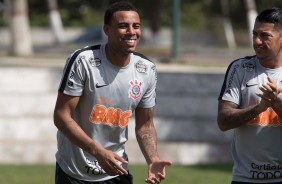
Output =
[{"x1": 125, "y1": 40, "x2": 135, "y2": 43}]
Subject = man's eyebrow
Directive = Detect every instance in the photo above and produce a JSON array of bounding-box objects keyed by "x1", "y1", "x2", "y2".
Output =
[
  {"x1": 117, "y1": 22, "x2": 141, "y2": 25},
  {"x1": 260, "y1": 31, "x2": 273, "y2": 35}
]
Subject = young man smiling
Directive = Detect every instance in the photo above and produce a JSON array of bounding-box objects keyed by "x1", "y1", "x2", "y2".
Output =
[{"x1": 53, "y1": 1, "x2": 171, "y2": 184}]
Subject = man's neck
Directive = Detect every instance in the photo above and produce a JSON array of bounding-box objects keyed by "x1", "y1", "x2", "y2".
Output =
[
  {"x1": 105, "y1": 44, "x2": 131, "y2": 67},
  {"x1": 259, "y1": 56, "x2": 282, "y2": 69}
]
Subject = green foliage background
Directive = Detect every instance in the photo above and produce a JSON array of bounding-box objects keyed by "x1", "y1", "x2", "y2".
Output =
[
  {"x1": 0, "y1": 0, "x2": 281, "y2": 33},
  {"x1": 26, "y1": 0, "x2": 282, "y2": 30}
]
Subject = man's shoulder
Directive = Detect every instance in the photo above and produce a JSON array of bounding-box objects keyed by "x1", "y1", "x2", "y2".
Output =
[
  {"x1": 132, "y1": 52, "x2": 151, "y2": 61},
  {"x1": 72, "y1": 44, "x2": 101, "y2": 56},
  {"x1": 227, "y1": 55, "x2": 257, "y2": 69},
  {"x1": 132, "y1": 51, "x2": 155, "y2": 67},
  {"x1": 67, "y1": 44, "x2": 102, "y2": 63},
  {"x1": 233, "y1": 55, "x2": 256, "y2": 64},
  {"x1": 131, "y1": 52, "x2": 156, "y2": 75}
]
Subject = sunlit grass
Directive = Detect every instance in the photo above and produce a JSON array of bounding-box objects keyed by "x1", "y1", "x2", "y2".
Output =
[
  {"x1": 130, "y1": 163, "x2": 232, "y2": 184},
  {"x1": 0, "y1": 163, "x2": 232, "y2": 184}
]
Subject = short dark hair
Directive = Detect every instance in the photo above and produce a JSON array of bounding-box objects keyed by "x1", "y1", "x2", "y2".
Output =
[
  {"x1": 256, "y1": 7, "x2": 282, "y2": 29},
  {"x1": 104, "y1": 1, "x2": 138, "y2": 25}
]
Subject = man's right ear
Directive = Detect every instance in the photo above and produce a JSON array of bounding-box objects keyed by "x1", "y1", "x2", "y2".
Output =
[{"x1": 103, "y1": 25, "x2": 109, "y2": 36}]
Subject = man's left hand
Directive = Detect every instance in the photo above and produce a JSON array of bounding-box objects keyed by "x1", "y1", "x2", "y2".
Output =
[{"x1": 145, "y1": 160, "x2": 172, "y2": 184}]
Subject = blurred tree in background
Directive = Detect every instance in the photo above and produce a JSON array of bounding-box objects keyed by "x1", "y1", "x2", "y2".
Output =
[
  {"x1": 25, "y1": 0, "x2": 282, "y2": 29},
  {"x1": 0, "y1": 0, "x2": 282, "y2": 30},
  {"x1": 1, "y1": 0, "x2": 282, "y2": 56},
  {"x1": 2, "y1": 0, "x2": 282, "y2": 33}
]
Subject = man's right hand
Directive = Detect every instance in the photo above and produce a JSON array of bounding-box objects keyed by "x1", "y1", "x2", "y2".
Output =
[{"x1": 91, "y1": 143, "x2": 128, "y2": 176}]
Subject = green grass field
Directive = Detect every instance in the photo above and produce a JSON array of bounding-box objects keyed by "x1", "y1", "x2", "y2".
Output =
[{"x1": 0, "y1": 163, "x2": 232, "y2": 184}]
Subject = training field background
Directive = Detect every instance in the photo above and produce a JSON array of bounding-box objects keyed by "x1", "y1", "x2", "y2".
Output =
[
  {"x1": 0, "y1": 25, "x2": 247, "y2": 184},
  {"x1": 0, "y1": 164, "x2": 232, "y2": 184},
  {"x1": 2, "y1": 1, "x2": 274, "y2": 183},
  {"x1": 0, "y1": 25, "x2": 252, "y2": 184}
]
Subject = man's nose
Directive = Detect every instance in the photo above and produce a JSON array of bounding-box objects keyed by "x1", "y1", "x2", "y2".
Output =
[
  {"x1": 126, "y1": 26, "x2": 134, "y2": 34},
  {"x1": 253, "y1": 36, "x2": 262, "y2": 45}
]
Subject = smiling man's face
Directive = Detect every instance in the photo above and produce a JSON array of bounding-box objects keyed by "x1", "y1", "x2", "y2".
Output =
[{"x1": 104, "y1": 10, "x2": 141, "y2": 56}]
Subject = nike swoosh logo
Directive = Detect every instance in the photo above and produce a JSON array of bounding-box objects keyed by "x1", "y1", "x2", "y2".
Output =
[
  {"x1": 96, "y1": 83, "x2": 109, "y2": 88},
  {"x1": 246, "y1": 84, "x2": 258, "y2": 87}
]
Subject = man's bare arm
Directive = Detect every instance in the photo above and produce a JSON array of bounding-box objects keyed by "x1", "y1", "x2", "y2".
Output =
[
  {"x1": 53, "y1": 92, "x2": 98, "y2": 154},
  {"x1": 271, "y1": 98, "x2": 282, "y2": 118},
  {"x1": 135, "y1": 107, "x2": 159, "y2": 164},
  {"x1": 135, "y1": 107, "x2": 172, "y2": 184},
  {"x1": 217, "y1": 100, "x2": 266, "y2": 131}
]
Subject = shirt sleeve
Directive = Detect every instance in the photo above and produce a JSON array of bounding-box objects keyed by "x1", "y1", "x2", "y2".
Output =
[
  {"x1": 138, "y1": 63, "x2": 157, "y2": 108},
  {"x1": 58, "y1": 53, "x2": 86, "y2": 96},
  {"x1": 218, "y1": 60, "x2": 242, "y2": 105}
]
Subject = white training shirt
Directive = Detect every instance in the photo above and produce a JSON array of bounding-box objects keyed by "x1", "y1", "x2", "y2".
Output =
[
  {"x1": 218, "y1": 56, "x2": 282, "y2": 183},
  {"x1": 56, "y1": 44, "x2": 157, "y2": 181}
]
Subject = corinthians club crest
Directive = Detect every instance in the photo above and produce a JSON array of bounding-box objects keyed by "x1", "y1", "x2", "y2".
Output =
[{"x1": 129, "y1": 80, "x2": 143, "y2": 100}]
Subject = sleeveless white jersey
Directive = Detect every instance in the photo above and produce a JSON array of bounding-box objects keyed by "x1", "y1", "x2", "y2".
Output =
[
  {"x1": 219, "y1": 56, "x2": 282, "y2": 183},
  {"x1": 56, "y1": 44, "x2": 157, "y2": 181}
]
